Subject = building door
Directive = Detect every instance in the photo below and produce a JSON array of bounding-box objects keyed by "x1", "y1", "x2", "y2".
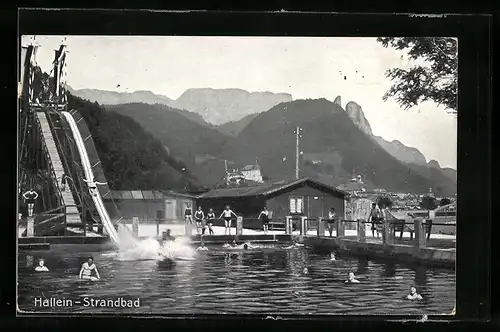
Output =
[
  {"x1": 308, "y1": 196, "x2": 324, "y2": 219},
  {"x1": 165, "y1": 199, "x2": 176, "y2": 223}
]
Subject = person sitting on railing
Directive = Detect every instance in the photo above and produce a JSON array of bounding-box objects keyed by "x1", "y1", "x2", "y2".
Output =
[
  {"x1": 82, "y1": 178, "x2": 107, "y2": 197},
  {"x1": 368, "y1": 203, "x2": 383, "y2": 238},
  {"x1": 326, "y1": 207, "x2": 337, "y2": 237}
]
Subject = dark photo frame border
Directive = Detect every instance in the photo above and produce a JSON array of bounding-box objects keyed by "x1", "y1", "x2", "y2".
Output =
[{"x1": 6, "y1": 8, "x2": 493, "y2": 331}]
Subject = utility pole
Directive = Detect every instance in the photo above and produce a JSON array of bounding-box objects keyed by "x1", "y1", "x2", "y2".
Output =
[
  {"x1": 295, "y1": 126, "x2": 299, "y2": 179},
  {"x1": 224, "y1": 160, "x2": 229, "y2": 186}
]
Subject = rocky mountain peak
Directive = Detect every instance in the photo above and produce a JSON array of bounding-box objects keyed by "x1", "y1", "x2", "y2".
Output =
[
  {"x1": 334, "y1": 95, "x2": 342, "y2": 107},
  {"x1": 344, "y1": 101, "x2": 373, "y2": 136}
]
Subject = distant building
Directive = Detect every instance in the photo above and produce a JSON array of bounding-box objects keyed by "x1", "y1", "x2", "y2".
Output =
[
  {"x1": 336, "y1": 174, "x2": 366, "y2": 195},
  {"x1": 103, "y1": 190, "x2": 196, "y2": 224},
  {"x1": 197, "y1": 177, "x2": 348, "y2": 224},
  {"x1": 240, "y1": 161, "x2": 264, "y2": 183}
]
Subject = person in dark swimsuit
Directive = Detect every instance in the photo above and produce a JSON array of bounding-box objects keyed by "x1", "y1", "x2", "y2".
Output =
[
  {"x1": 326, "y1": 207, "x2": 337, "y2": 237},
  {"x1": 185, "y1": 203, "x2": 193, "y2": 225},
  {"x1": 206, "y1": 208, "x2": 215, "y2": 235},
  {"x1": 22, "y1": 189, "x2": 38, "y2": 217},
  {"x1": 194, "y1": 206, "x2": 205, "y2": 235},
  {"x1": 257, "y1": 206, "x2": 270, "y2": 234},
  {"x1": 368, "y1": 203, "x2": 383, "y2": 238}
]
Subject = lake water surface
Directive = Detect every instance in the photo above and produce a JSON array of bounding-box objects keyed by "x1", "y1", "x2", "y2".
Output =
[{"x1": 18, "y1": 243, "x2": 455, "y2": 315}]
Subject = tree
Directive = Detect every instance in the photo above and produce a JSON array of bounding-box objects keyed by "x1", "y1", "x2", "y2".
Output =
[
  {"x1": 440, "y1": 197, "x2": 452, "y2": 206},
  {"x1": 377, "y1": 37, "x2": 458, "y2": 113},
  {"x1": 376, "y1": 195, "x2": 393, "y2": 208},
  {"x1": 420, "y1": 195, "x2": 438, "y2": 210}
]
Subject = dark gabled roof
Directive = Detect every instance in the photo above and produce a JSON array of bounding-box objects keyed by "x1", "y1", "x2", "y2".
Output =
[{"x1": 197, "y1": 177, "x2": 348, "y2": 199}]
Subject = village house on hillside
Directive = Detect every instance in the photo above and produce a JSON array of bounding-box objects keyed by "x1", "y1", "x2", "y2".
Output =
[{"x1": 240, "y1": 161, "x2": 264, "y2": 183}]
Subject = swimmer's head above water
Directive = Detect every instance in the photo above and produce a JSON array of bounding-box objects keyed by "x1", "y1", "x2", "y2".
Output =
[
  {"x1": 243, "y1": 244, "x2": 248, "y2": 250},
  {"x1": 38, "y1": 258, "x2": 45, "y2": 267}
]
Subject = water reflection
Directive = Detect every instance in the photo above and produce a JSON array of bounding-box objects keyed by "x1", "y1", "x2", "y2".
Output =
[
  {"x1": 356, "y1": 257, "x2": 369, "y2": 275},
  {"x1": 17, "y1": 245, "x2": 455, "y2": 315},
  {"x1": 381, "y1": 262, "x2": 397, "y2": 278}
]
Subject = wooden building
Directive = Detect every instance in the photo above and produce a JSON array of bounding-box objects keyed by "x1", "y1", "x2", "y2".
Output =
[
  {"x1": 196, "y1": 178, "x2": 348, "y2": 228},
  {"x1": 103, "y1": 190, "x2": 196, "y2": 224}
]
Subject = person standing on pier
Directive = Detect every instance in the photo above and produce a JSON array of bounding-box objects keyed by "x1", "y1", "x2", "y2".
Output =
[
  {"x1": 194, "y1": 206, "x2": 205, "y2": 235},
  {"x1": 257, "y1": 206, "x2": 270, "y2": 234},
  {"x1": 368, "y1": 203, "x2": 383, "y2": 238},
  {"x1": 22, "y1": 189, "x2": 38, "y2": 217},
  {"x1": 326, "y1": 207, "x2": 337, "y2": 237},
  {"x1": 184, "y1": 203, "x2": 193, "y2": 225},
  {"x1": 219, "y1": 205, "x2": 238, "y2": 235},
  {"x1": 206, "y1": 208, "x2": 215, "y2": 235}
]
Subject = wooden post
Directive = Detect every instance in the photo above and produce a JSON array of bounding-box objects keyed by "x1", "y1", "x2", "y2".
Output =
[
  {"x1": 414, "y1": 218, "x2": 426, "y2": 248},
  {"x1": 317, "y1": 217, "x2": 325, "y2": 237},
  {"x1": 156, "y1": 219, "x2": 160, "y2": 238},
  {"x1": 132, "y1": 217, "x2": 139, "y2": 237},
  {"x1": 236, "y1": 216, "x2": 243, "y2": 235},
  {"x1": 336, "y1": 219, "x2": 345, "y2": 237},
  {"x1": 300, "y1": 216, "x2": 307, "y2": 236},
  {"x1": 82, "y1": 204, "x2": 86, "y2": 237},
  {"x1": 185, "y1": 218, "x2": 192, "y2": 236},
  {"x1": 26, "y1": 216, "x2": 34, "y2": 237},
  {"x1": 285, "y1": 216, "x2": 292, "y2": 235},
  {"x1": 382, "y1": 220, "x2": 392, "y2": 245},
  {"x1": 357, "y1": 219, "x2": 366, "y2": 242}
]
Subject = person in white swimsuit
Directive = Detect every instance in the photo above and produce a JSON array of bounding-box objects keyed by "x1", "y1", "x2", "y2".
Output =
[
  {"x1": 219, "y1": 205, "x2": 238, "y2": 235},
  {"x1": 79, "y1": 256, "x2": 100, "y2": 281},
  {"x1": 34, "y1": 258, "x2": 49, "y2": 272},
  {"x1": 406, "y1": 286, "x2": 423, "y2": 300}
]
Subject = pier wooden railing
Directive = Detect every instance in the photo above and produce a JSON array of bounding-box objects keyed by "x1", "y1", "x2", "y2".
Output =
[{"x1": 315, "y1": 218, "x2": 456, "y2": 249}]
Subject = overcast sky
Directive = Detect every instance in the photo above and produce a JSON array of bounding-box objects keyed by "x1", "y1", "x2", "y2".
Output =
[{"x1": 22, "y1": 35, "x2": 457, "y2": 169}]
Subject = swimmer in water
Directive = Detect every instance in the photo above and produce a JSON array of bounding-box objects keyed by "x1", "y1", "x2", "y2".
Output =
[
  {"x1": 303, "y1": 267, "x2": 309, "y2": 274},
  {"x1": 243, "y1": 244, "x2": 248, "y2": 250},
  {"x1": 34, "y1": 258, "x2": 49, "y2": 272},
  {"x1": 196, "y1": 240, "x2": 209, "y2": 251},
  {"x1": 345, "y1": 272, "x2": 360, "y2": 283},
  {"x1": 163, "y1": 229, "x2": 175, "y2": 242},
  {"x1": 79, "y1": 256, "x2": 100, "y2": 281},
  {"x1": 406, "y1": 286, "x2": 423, "y2": 300},
  {"x1": 330, "y1": 253, "x2": 336, "y2": 261}
]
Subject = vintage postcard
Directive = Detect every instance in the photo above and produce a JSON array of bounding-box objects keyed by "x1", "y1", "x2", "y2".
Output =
[{"x1": 17, "y1": 34, "x2": 457, "y2": 316}]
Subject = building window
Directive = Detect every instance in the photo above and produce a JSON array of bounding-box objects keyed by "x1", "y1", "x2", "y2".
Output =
[{"x1": 290, "y1": 196, "x2": 304, "y2": 214}]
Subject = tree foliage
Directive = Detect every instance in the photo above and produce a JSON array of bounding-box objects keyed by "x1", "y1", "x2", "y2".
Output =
[
  {"x1": 440, "y1": 197, "x2": 452, "y2": 206},
  {"x1": 420, "y1": 195, "x2": 438, "y2": 210},
  {"x1": 376, "y1": 195, "x2": 393, "y2": 208},
  {"x1": 377, "y1": 37, "x2": 458, "y2": 113}
]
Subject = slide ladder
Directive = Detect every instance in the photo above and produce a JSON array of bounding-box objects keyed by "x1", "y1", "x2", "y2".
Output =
[
  {"x1": 36, "y1": 112, "x2": 81, "y2": 225},
  {"x1": 61, "y1": 111, "x2": 121, "y2": 245}
]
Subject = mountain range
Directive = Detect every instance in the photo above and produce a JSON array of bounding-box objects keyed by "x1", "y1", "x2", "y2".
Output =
[
  {"x1": 69, "y1": 87, "x2": 456, "y2": 195},
  {"x1": 68, "y1": 86, "x2": 292, "y2": 125}
]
